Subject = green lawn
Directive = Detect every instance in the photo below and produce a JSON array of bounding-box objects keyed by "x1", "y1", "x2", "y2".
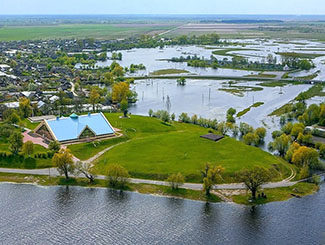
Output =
[
  {"x1": 90, "y1": 113, "x2": 291, "y2": 183},
  {"x1": 21, "y1": 118, "x2": 40, "y2": 130},
  {"x1": 232, "y1": 182, "x2": 318, "y2": 205},
  {"x1": 150, "y1": 69, "x2": 190, "y2": 75},
  {"x1": 67, "y1": 136, "x2": 129, "y2": 161},
  {"x1": 0, "y1": 24, "x2": 174, "y2": 41}
]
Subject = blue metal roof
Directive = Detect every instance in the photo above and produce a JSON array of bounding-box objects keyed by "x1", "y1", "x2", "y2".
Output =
[{"x1": 46, "y1": 113, "x2": 114, "y2": 142}]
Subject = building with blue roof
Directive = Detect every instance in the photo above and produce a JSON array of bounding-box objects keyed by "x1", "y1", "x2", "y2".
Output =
[{"x1": 35, "y1": 112, "x2": 115, "y2": 143}]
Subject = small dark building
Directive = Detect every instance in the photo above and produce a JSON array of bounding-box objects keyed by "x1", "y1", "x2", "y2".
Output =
[{"x1": 200, "y1": 133, "x2": 224, "y2": 142}]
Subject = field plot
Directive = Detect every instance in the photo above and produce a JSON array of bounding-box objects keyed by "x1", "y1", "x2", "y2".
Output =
[{"x1": 0, "y1": 23, "x2": 177, "y2": 41}]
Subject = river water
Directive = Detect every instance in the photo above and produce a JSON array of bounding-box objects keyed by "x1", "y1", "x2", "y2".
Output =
[{"x1": 0, "y1": 183, "x2": 324, "y2": 245}]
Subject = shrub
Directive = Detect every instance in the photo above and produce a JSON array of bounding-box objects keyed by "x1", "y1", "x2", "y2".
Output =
[
  {"x1": 106, "y1": 164, "x2": 129, "y2": 188},
  {"x1": 167, "y1": 173, "x2": 185, "y2": 190}
]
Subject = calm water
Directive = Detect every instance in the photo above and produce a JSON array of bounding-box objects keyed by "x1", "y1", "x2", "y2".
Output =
[{"x1": 0, "y1": 183, "x2": 324, "y2": 244}]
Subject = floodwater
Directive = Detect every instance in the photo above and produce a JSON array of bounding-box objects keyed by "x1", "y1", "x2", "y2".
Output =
[{"x1": 0, "y1": 183, "x2": 324, "y2": 244}]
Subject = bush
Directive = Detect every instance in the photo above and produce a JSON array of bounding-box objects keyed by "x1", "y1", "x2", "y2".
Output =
[
  {"x1": 167, "y1": 173, "x2": 185, "y2": 190},
  {"x1": 106, "y1": 164, "x2": 129, "y2": 188}
]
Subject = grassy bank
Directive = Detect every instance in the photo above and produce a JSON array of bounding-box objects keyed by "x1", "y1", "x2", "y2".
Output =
[
  {"x1": 237, "y1": 102, "x2": 264, "y2": 117},
  {"x1": 276, "y1": 52, "x2": 325, "y2": 59},
  {"x1": 150, "y1": 69, "x2": 190, "y2": 76},
  {"x1": 232, "y1": 182, "x2": 319, "y2": 205},
  {"x1": 0, "y1": 172, "x2": 221, "y2": 203}
]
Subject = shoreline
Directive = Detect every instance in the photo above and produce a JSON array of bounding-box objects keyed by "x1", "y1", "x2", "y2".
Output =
[{"x1": 0, "y1": 172, "x2": 319, "y2": 206}]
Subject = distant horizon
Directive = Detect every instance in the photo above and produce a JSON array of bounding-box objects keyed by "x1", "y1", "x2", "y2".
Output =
[{"x1": 1, "y1": 0, "x2": 325, "y2": 15}]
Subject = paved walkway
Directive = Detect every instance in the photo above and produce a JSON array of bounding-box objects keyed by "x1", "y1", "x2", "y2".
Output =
[
  {"x1": 22, "y1": 130, "x2": 48, "y2": 149},
  {"x1": 0, "y1": 167, "x2": 298, "y2": 190}
]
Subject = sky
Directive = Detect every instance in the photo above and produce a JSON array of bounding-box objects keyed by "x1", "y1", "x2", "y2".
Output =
[{"x1": 1, "y1": 0, "x2": 325, "y2": 15}]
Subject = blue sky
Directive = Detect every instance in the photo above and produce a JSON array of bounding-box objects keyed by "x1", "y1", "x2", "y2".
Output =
[{"x1": 1, "y1": 0, "x2": 325, "y2": 15}]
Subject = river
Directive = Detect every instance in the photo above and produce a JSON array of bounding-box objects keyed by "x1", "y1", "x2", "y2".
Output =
[{"x1": 0, "y1": 183, "x2": 324, "y2": 244}]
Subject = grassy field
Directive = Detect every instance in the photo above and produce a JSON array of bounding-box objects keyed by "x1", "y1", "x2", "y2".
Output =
[
  {"x1": 21, "y1": 118, "x2": 40, "y2": 130},
  {"x1": 232, "y1": 182, "x2": 319, "y2": 205},
  {"x1": 276, "y1": 52, "x2": 325, "y2": 59},
  {"x1": 0, "y1": 24, "x2": 175, "y2": 41},
  {"x1": 218, "y1": 85, "x2": 263, "y2": 97},
  {"x1": 67, "y1": 136, "x2": 129, "y2": 160},
  {"x1": 82, "y1": 113, "x2": 294, "y2": 183},
  {"x1": 212, "y1": 48, "x2": 258, "y2": 57},
  {"x1": 150, "y1": 69, "x2": 190, "y2": 76}
]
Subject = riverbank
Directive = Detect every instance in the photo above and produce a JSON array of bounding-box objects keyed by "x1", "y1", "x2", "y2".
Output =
[{"x1": 0, "y1": 172, "x2": 319, "y2": 205}]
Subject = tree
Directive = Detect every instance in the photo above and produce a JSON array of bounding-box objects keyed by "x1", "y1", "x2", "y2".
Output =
[
  {"x1": 177, "y1": 77, "x2": 186, "y2": 86},
  {"x1": 281, "y1": 122, "x2": 293, "y2": 135},
  {"x1": 19, "y1": 97, "x2": 32, "y2": 118},
  {"x1": 75, "y1": 161, "x2": 95, "y2": 183},
  {"x1": 112, "y1": 82, "x2": 131, "y2": 103},
  {"x1": 120, "y1": 99, "x2": 128, "y2": 117},
  {"x1": 53, "y1": 148, "x2": 75, "y2": 180},
  {"x1": 270, "y1": 134, "x2": 291, "y2": 157},
  {"x1": 160, "y1": 110, "x2": 170, "y2": 123},
  {"x1": 292, "y1": 146, "x2": 319, "y2": 168},
  {"x1": 148, "y1": 109, "x2": 153, "y2": 117},
  {"x1": 290, "y1": 123, "x2": 305, "y2": 139},
  {"x1": 49, "y1": 141, "x2": 61, "y2": 153},
  {"x1": 201, "y1": 163, "x2": 225, "y2": 196},
  {"x1": 22, "y1": 141, "x2": 34, "y2": 157},
  {"x1": 243, "y1": 132, "x2": 258, "y2": 146},
  {"x1": 255, "y1": 127, "x2": 266, "y2": 143},
  {"x1": 9, "y1": 132, "x2": 23, "y2": 154},
  {"x1": 89, "y1": 86, "x2": 102, "y2": 112},
  {"x1": 226, "y1": 107, "x2": 236, "y2": 123},
  {"x1": 167, "y1": 173, "x2": 185, "y2": 190},
  {"x1": 106, "y1": 164, "x2": 129, "y2": 188},
  {"x1": 239, "y1": 122, "x2": 253, "y2": 136},
  {"x1": 237, "y1": 167, "x2": 271, "y2": 199},
  {"x1": 285, "y1": 142, "x2": 301, "y2": 162},
  {"x1": 7, "y1": 111, "x2": 20, "y2": 124}
]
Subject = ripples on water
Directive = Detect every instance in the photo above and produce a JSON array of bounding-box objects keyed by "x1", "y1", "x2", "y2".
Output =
[{"x1": 0, "y1": 183, "x2": 324, "y2": 245}]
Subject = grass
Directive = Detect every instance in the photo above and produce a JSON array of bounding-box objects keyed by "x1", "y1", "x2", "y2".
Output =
[
  {"x1": 67, "y1": 136, "x2": 129, "y2": 160},
  {"x1": 91, "y1": 114, "x2": 292, "y2": 183},
  {"x1": 218, "y1": 85, "x2": 263, "y2": 97},
  {"x1": 245, "y1": 73, "x2": 277, "y2": 79},
  {"x1": 232, "y1": 182, "x2": 319, "y2": 205},
  {"x1": 150, "y1": 69, "x2": 190, "y2": 76},
  {"x1": 212, "y1": 48, "x2": 258, "y2": 57},
  {"x1": 0, "y1": 24, "x2": 175, "y2": 41},
  {"x1": 21, "y1": 118, "x2": 40, "y2": 130},
  {"x1": 0, "y1": 172, "x2": 222, "y2": 203},
  {"x1": 269, "y1": 103, "x2": 293, "y2": 116},
  {"x1": 237, "y1": 102, "x2": 264, "y2": 117},
  {"x1": 294, "y1": 71, "x2": 320, "y2": 80},
  {"x1": 276, "y1": 52, "x2": 325, "y2": 59},
  {"x1": 258, "y1": 81, "x2": 289, "y2": 87}
]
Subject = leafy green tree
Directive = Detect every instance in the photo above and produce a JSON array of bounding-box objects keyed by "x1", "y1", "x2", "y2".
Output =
[
  {"x1": 89, "y1": 86, "x2": 102, "y2": 112},
  {"x1": 9, "y1": 132, "x2": 23, "y2": 154},
  {"x1": 160, "y1": 110, "x2": 170, "y2": 123},
  {"x1": 49, "y1": 141, "x2": 61, "y2": 153},
  {"x1": 290, "y1": 123, "x2": 305, "y2": 139},
  {"x1": 75, "y1": 161, "x2": 95, "y2": 183},
  {"x1": 281, "y1": 122, "x2": 293, "y2": 135},
  {"x1": 243, "y1": 132, "x2": 258, "y2": 146},
  {"x1": 19, "y1": 97, "x2": 32, "y2": 118},
  {"x1": 226, "y1": 107, "x2": 236, "y2": 123},
  {"x1": 7, "y1": 111, "x2": 20, "y2": 124},
  {"x1": 237, "y1": 167, "x2": 271, "y2": 199},
  {"x1": 255, "y1": 127, "x2": 266, "y2": 143},
  {"x1": 22, "y1": 141, "x2": 34, "y2": 157},
  {"x1": 270, "y1": 134, "x2": 291, "y2": 157},
  {"x1": 201, "y1": 163, "x2": 225, "y2": 196},
  {"x1": 239, "y1": 122, "x2": 253, "y2": 136},
  {"x1": 53, "y1": 148, "x2": 75, "y2": 180},
  {"x1": 120, "y1": 99, "x2": 128, "y2": 117},
  {"x1": 167, "y1": 173, "x2": 185, "y2": 190},
  {"x1": 292, "y1": 146, "x2": 319, "y2": 169},
  {"x1": 106, "y1": 164, "x2": 129, "y2": 188}
]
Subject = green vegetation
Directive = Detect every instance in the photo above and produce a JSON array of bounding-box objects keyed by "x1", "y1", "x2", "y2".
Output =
[
  {"x1": 294, "y1": 71, "x2": 320, "y2": 80},
  {"x1": 21, "y1": 118, "x2": 40, "y2": 130},
  {"x1": 150, "y1": 69, "x2": 190, "y2": 76},
  {"x1": 0, "y1": 172, "x2": 222, "y2": 203},
  {"x1": 258, "y1": 81, "x2": 289, "y2": 87},
  {"x1": 276, "y1": 52, "x2": 325, "y2": 59},
  {"x1": 219, "y1": 84, "x2": 263, "y2": 97},
  {"x1": 232, "y1": 182, "x2": 319, "y2": 205},
  {"x1": 237, "y1": 102, "x2": 264, "y2": 117},
  {"x1": 90, "y1": 113, "x2": 291, "y2": 183},
  {"x1": 212, "y1": 48, "x2": 258, "y2": 57},
  {"x1": 0, "y1": 24, "x2": 175, "y2": 41},
  {"x1": 68, "y1": 136, "x2": 129, "y2": 160},
  {"x1": 245, "y1": 73, "x2": 277, "y2": 79}
]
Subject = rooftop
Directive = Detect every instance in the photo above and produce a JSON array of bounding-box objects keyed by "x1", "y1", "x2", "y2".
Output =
[{"x1": 46, "y1": 112, "x2": 115, "y2": 142}]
